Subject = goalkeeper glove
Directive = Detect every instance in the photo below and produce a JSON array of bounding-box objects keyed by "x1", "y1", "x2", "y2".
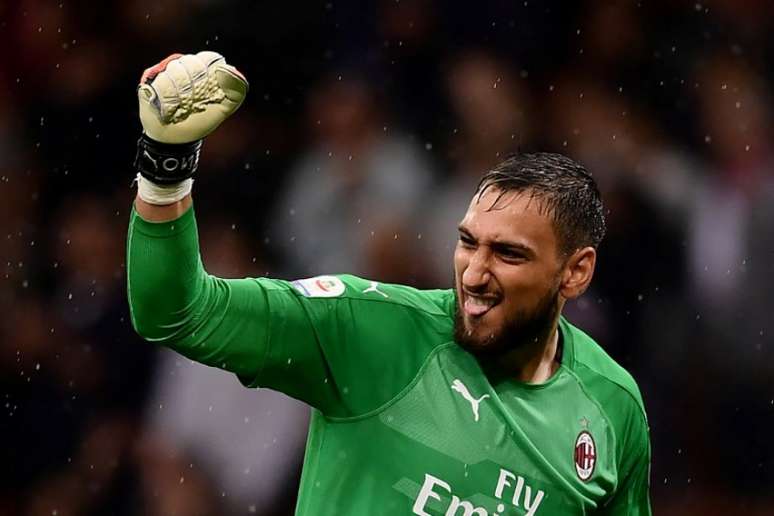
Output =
[{"x1": 133, "y1": 51, "x2": 248, "y2": 204}]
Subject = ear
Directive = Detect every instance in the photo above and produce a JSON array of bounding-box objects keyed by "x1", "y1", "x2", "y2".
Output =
[{"x1": 559, "y1": 247, "x2": 596, "y2": 300}]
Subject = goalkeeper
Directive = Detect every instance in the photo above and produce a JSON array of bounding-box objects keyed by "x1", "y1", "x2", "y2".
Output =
[{"x1": 128, "y1": 52, "x2": 651, "y2": 515}]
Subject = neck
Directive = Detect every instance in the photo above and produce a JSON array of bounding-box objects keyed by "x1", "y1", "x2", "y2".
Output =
[{"x1": 497, "y1": 320, "x2": 561, "y2": 384}]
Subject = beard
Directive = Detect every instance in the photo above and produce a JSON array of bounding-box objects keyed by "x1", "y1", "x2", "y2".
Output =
[{"x1": 453, "y1": 284, "x2": 561, "y2": 358}]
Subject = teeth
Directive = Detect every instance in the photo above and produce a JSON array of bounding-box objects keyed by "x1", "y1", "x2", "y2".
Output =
[{"x1": 468, "y1": 296, "x2": 494, "y2": 307}]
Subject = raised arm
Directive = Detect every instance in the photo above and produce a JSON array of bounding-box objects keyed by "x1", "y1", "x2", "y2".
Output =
[
  {"x1": 125, "y1": 52, "x2": 443, "y2": 419},
  {"x1": 126, "y1": 51, "x2": 260, "y2": 374},
  {"x1": 126, "y1": 53, "x2": 336, "y2": 410},
  {"x1": 128, "y1": 194, "x2": 291, "y2": 390}
]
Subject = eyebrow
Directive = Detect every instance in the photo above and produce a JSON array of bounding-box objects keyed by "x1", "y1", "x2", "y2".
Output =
[{"x1": 457, "y1": 225, "x2": 536, "y2": 258}]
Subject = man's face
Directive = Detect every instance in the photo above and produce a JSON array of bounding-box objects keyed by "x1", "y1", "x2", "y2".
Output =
[{"x1": 453, "y1": 187, "x2": 565, "y2": 355}]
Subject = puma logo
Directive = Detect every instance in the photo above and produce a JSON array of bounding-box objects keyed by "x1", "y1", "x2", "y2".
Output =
[
  {"x1": 363, "y1": 281, "x2": 388, "y2": 298},
  {"x1": 143, "y1": 150, "x2": 159, "y2": 171},
  {"x1": 451, "y1": 379, "x2": 490, "y2": 422}
]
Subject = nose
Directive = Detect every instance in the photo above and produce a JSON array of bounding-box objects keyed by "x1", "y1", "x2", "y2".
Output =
[{"x1": 462, "y1": 247, "x2": 491, "y2": 289}]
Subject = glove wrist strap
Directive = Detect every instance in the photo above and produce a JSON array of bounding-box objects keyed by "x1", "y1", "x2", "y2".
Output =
[{"x1": 134, "y1": 133, "x2": 203, "y2": 184}]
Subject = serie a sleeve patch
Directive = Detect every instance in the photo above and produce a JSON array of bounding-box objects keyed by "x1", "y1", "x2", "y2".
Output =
[{"x1": 291, "y1": 275, "x2": 346, "y2": 298}]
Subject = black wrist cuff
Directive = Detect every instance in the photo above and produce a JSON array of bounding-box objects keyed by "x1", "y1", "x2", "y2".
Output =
[{"x1": 134, "y1": 134, "x2": 203, "y2": 185}]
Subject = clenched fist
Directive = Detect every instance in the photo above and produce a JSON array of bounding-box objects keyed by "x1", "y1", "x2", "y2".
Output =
[
  {"x1": 133, "y1": 52, "x2": 248, "y2": 203},
  {"x1": 138, "y1": 51, "x2": 248, "y2": 144}
]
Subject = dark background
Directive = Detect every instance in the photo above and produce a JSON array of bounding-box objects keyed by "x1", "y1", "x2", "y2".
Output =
[{"x1": 2, "y1": 0, "x2": 773, "y2": 514}]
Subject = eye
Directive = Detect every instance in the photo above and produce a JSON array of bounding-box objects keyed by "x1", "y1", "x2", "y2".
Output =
[
  {"x1": 458, "y1": 234, "x2": 476, "y2": 249},
  {"x1": 496, "y1": 248, "x2": 527, "y2": 263}
]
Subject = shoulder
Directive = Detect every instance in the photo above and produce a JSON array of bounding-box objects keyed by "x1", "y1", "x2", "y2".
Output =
[
  {"x1": 562, "y1": 318, "x2": 649, "y2": 462},
  {"x1": 561, "y1": 319, "x2": 652, "y2": 494},
  {"x1": 267, "y1": 274, "x2": 456, "y2": 417},
  {"x1": 273, "y1": 274, "x2": 456, "y2": 352},
  {"x1": 287, "y1": 274, "x2": 455, "y2": 317},
  {"x1": 563, "y1": 318, "x2": 646, "y2": 418}
]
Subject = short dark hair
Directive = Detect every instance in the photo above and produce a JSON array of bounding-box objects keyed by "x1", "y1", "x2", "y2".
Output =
[{"x1": 475, "y1": 152, "x2": 606, "y2": 255}]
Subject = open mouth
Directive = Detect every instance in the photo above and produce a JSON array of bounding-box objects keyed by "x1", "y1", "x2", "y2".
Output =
[{"x1": 463, "y1": 293, "x2": 500, "y2": 317}]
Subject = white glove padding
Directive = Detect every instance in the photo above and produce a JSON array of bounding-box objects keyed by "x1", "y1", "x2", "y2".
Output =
[{"x1": 138, "y1": 51, "x2": 248, "y2": 144}]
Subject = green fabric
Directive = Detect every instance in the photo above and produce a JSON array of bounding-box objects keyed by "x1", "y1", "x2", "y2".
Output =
[{"x1": 127, "y1": 204, "x2": 651, "y2": 515}]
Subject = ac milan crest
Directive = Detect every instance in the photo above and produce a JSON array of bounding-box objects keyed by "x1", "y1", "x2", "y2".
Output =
[{"x1": 574, "y1": 430, "x2": 596, "y2": 481}]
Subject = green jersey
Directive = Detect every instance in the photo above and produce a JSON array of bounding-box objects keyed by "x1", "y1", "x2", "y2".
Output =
[{"x1": 127, "y1": 205, "x2": 651, "y2": 515}]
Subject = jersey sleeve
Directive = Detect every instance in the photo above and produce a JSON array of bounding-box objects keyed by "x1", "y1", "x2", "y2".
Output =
[
  {"x1": 597, "y1": 402, "x2": 652, "y2": 515},
  {"x1": 127, "y1": 204, "x2": 454, "y2": 418}
]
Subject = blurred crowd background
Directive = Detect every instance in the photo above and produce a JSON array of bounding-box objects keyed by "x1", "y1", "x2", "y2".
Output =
[{"x1": 2, "y1": 0, "x2": 774, "y2": 514}]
